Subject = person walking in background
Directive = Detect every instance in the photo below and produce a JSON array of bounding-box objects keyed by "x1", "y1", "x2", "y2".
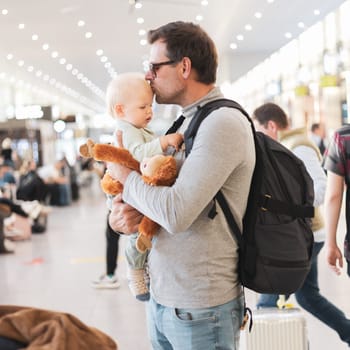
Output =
[
  {"x1": 253, "y1": 102, "x2": 350, "y2": 347},
  {"x1": 92, "y1": 215, "x2": 121, "y2": 289},
  {"x1": 310, "y1": 122, "x2": 326, "y2": 156},
  {"x1": 104, "y1": 72, "x2": 183, "y2": 301},
  {"x1": 107, "y1": 21, "x2": 255, "y2": 349},
  {"x1": 323, "y1": 125, "x2": 350, "y2": 277}
]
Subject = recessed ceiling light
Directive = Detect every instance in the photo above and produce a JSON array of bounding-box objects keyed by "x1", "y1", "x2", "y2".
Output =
[
  {"x1": 18, "y1": 23, "x2": 25, "y2": 29},
  {"x1": 201, "y1": 0, "x2": 209, "y2": 6},
  {"x1": 17, "y1": 60, "x2": 24, "y2": 67},
  {"x1": 298, "y1": 22, "x2": 305, "y2": 28},
  {"x1": 254, "y1": 12, "x2": 262, "y2": 19},
  {"x1": 36, "y1": 70, "x2": 42, "y2": 77},
  {"x1": 135, "y1": 2, "x2": 142, "y2": 9},
  {"x1": 51, "y1": 51, "x2": 59, "y2": 58},
  {"x1": 66, "y1": 64, "x2": 73, "y2": 71},
  {"x1": 100, "y1": 56, "x2": 108, "y2": 63},
  {"x1": 6, "y1": 54, "x2": 13, "y2": 60},
  {"x1": 32, "y1": 34, "x2": 39, "y2": 41},
  {"x1": 196, "y1": 15, "x2": 203, "y2": 21},
  {"x1": 230, "y1": 43, "x2": 238, "y2": 50},
  {"x1": 285, "y1": 32, "x2": 292, "y2": 39},
  {"x1": 96, "y1": 49, "x2": 103, "y2": 56},
  {"x1": 85, "y1": 32, "x2": 92, "y2": 39},
  {"x1": 77, "y1": 20, "x2": 85, "y2": 27},
  {"x1": 42, "y1": 43, "x2": 49, "y2": 50},
  {"x1": 267, "y1": 0, "x2": 274, "y2": 3},
  {"x1": 72, "y1": 69, "x2": 79, "y2": 75},
  {"x1": 137, "y1": 17, "x2": 144, "y2": 24},
  {"x1": 59, "y1": 58, "x2": 66, "y2": 64},
  {"x1": 245, "y1": 24, "x2": 252, "y2": 31},
  {"x1": 140, "y1": 39, "x2": 147, "y2": 46},
  {"x1": 237, "y1": 34, "x2": 244, "y2": 41},
  {"x1": 314, "y1": 9, "x2": 320, "y2": 16},
  {"x1": 27, "y1": 66, "x2": 34, "y2": 72},
  {"x1": 2, "y1": 9, "x2": 8, "y2": 15},
  {"x1": 139, "y1": 29, "x2": 146, "y2": 36}
]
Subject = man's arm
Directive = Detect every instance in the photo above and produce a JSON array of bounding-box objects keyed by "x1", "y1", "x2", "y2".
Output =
[{"x1": 324, "y1": 171, "x2": 344, "y2": 275}]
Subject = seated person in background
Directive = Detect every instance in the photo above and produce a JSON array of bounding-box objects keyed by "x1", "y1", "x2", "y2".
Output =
[
  {"x1": 37, "y1": 159, "x2": 71, "y2": 206},
  {"x1": 0, "y1": 160, "x2": 17, "y2": 200},
  {"x1": 17, "y1": 159, "x2": 49, "y2": 203}
]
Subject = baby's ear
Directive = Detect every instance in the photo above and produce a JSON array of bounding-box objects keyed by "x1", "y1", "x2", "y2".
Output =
[{"x1": 114, "y1": 104, "x2": 124, "y2": 117}]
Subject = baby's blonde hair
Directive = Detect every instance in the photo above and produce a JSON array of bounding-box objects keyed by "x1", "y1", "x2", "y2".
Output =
[{"x1": 106, "y1": 72, "x2": 151, "y2": 118}]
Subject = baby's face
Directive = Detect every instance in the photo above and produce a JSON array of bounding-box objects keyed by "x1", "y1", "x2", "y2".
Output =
[{"x1": 123, "y1": 86, "x2": 154, "y2": 129}]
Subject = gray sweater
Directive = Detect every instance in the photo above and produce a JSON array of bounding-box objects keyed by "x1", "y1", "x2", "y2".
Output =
[{"x1": 123, "y1": 87, "x2": 255, "y2": 308}]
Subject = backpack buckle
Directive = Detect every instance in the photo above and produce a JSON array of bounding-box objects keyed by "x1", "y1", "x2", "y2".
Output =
[{"x1": 261, "y1": 194, "x2": 271, "y2": 211}]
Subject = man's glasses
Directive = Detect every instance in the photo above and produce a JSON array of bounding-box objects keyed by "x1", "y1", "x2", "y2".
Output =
[{"x1": 148, "y1": 60, "x2": 176, "y2": 78}]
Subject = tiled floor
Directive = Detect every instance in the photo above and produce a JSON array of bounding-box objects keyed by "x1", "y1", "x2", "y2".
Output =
[{"x1": 1, "y1": 176, "x2": 350, "y2": 349}]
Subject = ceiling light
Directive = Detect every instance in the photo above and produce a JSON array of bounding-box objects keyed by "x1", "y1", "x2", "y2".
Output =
[
  {"x1": 314, "y1": 9, "x2": 320, "y2": 16},
  {"x1": 137, "y1": 17, "x2": 144, "y2": 24},
  {"x1": 32, "y1": 34, "x2": 39, "y2": 41},
  {"x1": 17, "y1": 60, "x2": 24, "y2": 67},
  {"x1": 42, "y1": 43, "x2": 49, "y2": 50},
  {"x1": 78, "y1": 20, "x2": 85, "y2": 27},
  {"x1": 59, "y1": 58, "x2": 66, "y2": 64},
  {"x1": 254, "y1": 12, "x2": 262, "y2": 19},
  {"x1": 66, "y1": 64, "x2": 73, "y2": 71},
  {"x1": 51, "y1": 51, "x2": 58, "y2": 58},
  {"x1": 100, "y1": 56, "x2": 108, "y2": 63},
  {"x1": 36, "y1": 70, "x2": 42, "y2": 77},
  {"x1": 285, "y1": 32, "x2": 292, "y2": 39},
  {"x1": 6, "y1": 54, "x2": 13, "y2": 60},
  {"x1": 140, "y1": 39, "x2": 147, "y2": 46},
  {"x1": 245, "y1": 24, "x2": 252, "y2": 31},
  {"x1": 230, "y1": 43, "x2": 238, "y2": 50},
  {"x1": 18, "y1": 23, "x2": 25, "y2": 29},
  {"x1": 139, "y1": 29, "x2": 146, "y2": 36},
  {"x1": 85, "y1": 32, "x2": 92, "y2": 39},
  {"x1": 236, "y1": 34, "x2": 244, "y2": 41},
  {"x1": 96, "y1": 49, "x2": 103, "y2": 56},
  {"x1": 2, "y1": 9, "x2": 8, "y2": 15},
  {"x1": 298, "y1": 22, "x2": 305, "y2": 28},
  {"x1": 267, "y1": 0, "x2": 274, "y2": 3},
  {"x1": 196, "y1": 15, "x2": 203, "y2": 21},
  {"x1": 27, "y1": 66, "x2": 34, "y2": 72},
  {"x1": 135, "y1": 2, "x2": 142, "y2": 9},
  {"x1": 72, "y1": 69, "x2": 78, "y2": 75},
  {"x1": 201, "y1": 0, "x2": 209, "y2": 6}
]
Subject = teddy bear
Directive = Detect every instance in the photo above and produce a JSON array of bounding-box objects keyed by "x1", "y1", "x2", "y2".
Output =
[{"x1": 79, "y1": 139, "x2": 177, "y2": 253}]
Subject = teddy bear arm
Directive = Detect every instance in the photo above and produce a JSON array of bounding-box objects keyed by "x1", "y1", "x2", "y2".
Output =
[
  {"x1": 100, "y1": 173, "x2": 123, "y2": 196},
  {"x1": 139, "y1": 216, "x2": 160, "y2": 240},
  {"x1": 135, "y1": 234, "x2": 152, "y2": 253}
]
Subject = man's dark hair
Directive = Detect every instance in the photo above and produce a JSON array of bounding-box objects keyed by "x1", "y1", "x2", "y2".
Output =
[
  {"x1": 148, "y1": 21, "x2": 217, "y2": 84},
  {"x1": 253, "y1": 102, "x2": 289, "y2": 129}
]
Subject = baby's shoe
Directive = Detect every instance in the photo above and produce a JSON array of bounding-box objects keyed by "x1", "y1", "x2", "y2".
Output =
[{"x1": 127, "y1": 268, "x2": 150, "y2": 301}]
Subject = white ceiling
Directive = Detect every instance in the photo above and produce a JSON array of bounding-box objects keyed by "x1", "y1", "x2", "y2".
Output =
[{"x1": 0, "y1": 0, "x2": 346, "y2": 115}]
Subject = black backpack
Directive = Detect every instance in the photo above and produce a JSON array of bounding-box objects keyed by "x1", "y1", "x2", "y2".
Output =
[{"x1": 170, "y1": 98, "x2": 315, "y2": 294}]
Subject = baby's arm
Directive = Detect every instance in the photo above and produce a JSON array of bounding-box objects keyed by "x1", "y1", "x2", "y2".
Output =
[{"x1": 159, "y1": 133, "x2": 184, "y2": 152}]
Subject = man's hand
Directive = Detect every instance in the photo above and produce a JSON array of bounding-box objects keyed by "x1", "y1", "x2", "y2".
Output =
[
  {"x1": 108, "y1": 194, "x2": 143, "y2": 234},
  {"x1": 326, "y1": 243, "x2": 343, "y2": 276}
]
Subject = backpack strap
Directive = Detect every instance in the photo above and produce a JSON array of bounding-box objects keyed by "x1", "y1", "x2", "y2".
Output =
[
  {"x1": 165, "y1": 115, "x2": 185, "y2": 135},
  {"x1": 184, "y1": 98, "x2": 252, "y2": 157}
]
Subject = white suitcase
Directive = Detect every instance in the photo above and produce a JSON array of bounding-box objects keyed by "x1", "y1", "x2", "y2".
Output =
[{"x1": 244, "y1": 308, "x2": 308, "y2": 350}]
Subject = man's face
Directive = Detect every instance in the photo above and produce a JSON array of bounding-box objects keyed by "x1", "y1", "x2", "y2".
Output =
[{"x1": 145, "y1": 40, "x2": 184, "y2": 105}]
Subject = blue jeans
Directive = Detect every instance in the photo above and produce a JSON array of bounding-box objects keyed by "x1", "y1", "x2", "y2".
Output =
[
  {"x1": 146, "y1": 295, "x2": 244, "y2": 350},
  {"x1": 257, "y1": 242, "x2": 350, "y2": 346}
]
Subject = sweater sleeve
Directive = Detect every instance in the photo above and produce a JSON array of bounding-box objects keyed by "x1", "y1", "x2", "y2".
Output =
[{"x1": 122, "y1": 108, "x2": 254, "y2": 233}]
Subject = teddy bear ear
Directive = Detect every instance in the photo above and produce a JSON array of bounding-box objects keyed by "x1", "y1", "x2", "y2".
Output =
[{"x1": 79, "y1": 144, "x2": 90, "y2": 158}]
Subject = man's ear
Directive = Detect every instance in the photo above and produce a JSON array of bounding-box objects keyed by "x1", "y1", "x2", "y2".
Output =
[
  {"x1": 181, "y1": 57, "x2": 191, "y2": 79},
  {"x1": 114, "y1": 104, "x2": 124, "y2": 117}
]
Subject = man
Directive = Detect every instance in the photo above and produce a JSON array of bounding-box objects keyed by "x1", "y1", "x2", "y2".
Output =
[
  {"x1": 310, "y1": 122, "x2": 326, "y2": 156},
  {"x1": 323, "y1": 125, "x2": 350, "y2": 277},
  {"x1": 253, "y1": 102, "x2": 350, "y2": 347},
  {"x1": 108, "y1": 21, "x2": 255, "y2": 349}
]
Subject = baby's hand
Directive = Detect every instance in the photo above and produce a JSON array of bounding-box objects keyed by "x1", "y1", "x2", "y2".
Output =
[{"x1": 166, "y1": 133, "x2": 184, "y2": 151}]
